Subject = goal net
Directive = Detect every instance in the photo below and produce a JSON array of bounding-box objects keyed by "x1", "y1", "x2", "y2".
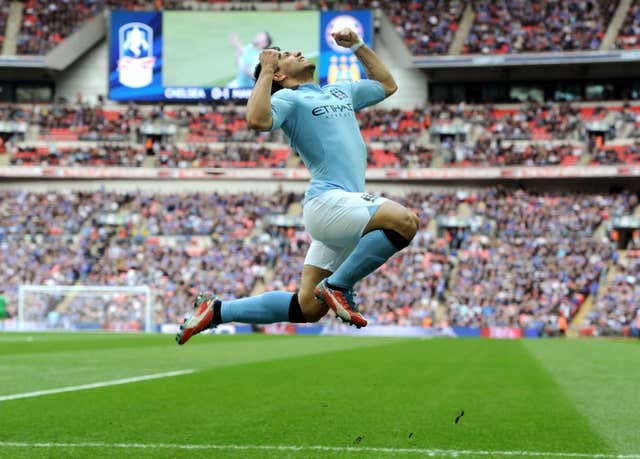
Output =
[{"x1": 17, "y1": 285, "x2": 154, "y2": 333}]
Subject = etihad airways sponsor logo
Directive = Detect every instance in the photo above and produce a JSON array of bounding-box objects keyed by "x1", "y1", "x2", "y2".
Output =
[{"x1": 311, "y1": 103, "x2": 354, "y2": 117}]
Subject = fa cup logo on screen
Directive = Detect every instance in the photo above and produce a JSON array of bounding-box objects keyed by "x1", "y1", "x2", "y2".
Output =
[{"x1": 118, "y1": 22, "x2": 155, "y2": 88}]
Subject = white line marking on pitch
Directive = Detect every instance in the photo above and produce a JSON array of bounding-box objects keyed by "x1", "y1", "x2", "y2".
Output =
[
  {"x1": 0, "y1": 369, "x2": 196, "y2": 402},
  {"x1": 0, "y1": 442, "x2": 636, "y2": 458}
]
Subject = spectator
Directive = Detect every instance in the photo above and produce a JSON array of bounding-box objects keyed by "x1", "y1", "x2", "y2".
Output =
[{"x1": 464, "y1": 0, "x2": 616, "y2": 55}]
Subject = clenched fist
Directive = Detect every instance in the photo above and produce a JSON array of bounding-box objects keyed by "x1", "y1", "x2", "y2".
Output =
[
  {"x1": 331, "y1": 28, "x2": 362, "y2": 49},
  {"x1": 259, "y1": 49, "x2": 280, "y2": 71}
]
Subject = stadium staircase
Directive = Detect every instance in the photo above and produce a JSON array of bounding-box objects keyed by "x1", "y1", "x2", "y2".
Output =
[
  {"x1": 1, "y1": 2, "x2": 22, "y2": 55},
  {"x1": 176, "y1": 126, "x2": 187, "y2": 143},
  {"x1": 243, "y1": 199, "x2": 302, "y2": 295},
  {"x1": 286, "y1": 153, "x2": 301, "y2": 168},
  {"x1": 243, "y1": 201, "x2": 305, "y2": 298},
  {"x1": 571, "y1": 201, "x2": 640, "y2": 334},
  {"x1": 249, "y1": 276, "x2": 268, "y2": 297},
  {"x1": 456, "y1": 202, "x2": 473, "y2": 218},
  {"x1": 577, "y1": 152, "x2": 592, "y2": 166},
  {"x1": 570, "y1": 250, "x2": 627, "y2": 335},
  {"x1": 603, "y1": 111, "x2": 621, "y2": 131},
  {"x1": 448, "y1": 4, "x2": 475, "y2": 55},
  {"x1": 287, "y1": 201, "x2": 302, "y2": 217},
  {"x1": 142, "y1": 155, "x2": 155, "y2": 168},
  {"x1": 599, "y1": 0, "x2": 633, "y2": 50},
  {"x1": 435, "y1": 260, "x2": 456, "y2": 326},
  {"x1": 44, "y1": 10, "x2": 106, "y2": 72},
  {"x1": 430, "y1": 153, "x2": 444, "y2": 168},
  {"x1": 466, "y1": 125, "x2": 484, "y2": 145},
  {"x1": 26, "y1": 124, "x2": 38, "y2": 142},
  {"x1": 568, "y1": 295, "x2": 593, "y2": 337},
  {"x1": 618, "y1": 120, "x2": 635, "y2": 139},
  {"x1": 50, "y1": 197, "x2": 132, "y2": 317}
]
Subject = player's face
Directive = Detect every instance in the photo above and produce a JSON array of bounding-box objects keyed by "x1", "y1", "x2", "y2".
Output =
[
  {"x1": 277, "y1": 50, "x2": 315, "y2": 78},
  {"x1": 253, "y1": 32, "x2": 270, "y2": 49}
]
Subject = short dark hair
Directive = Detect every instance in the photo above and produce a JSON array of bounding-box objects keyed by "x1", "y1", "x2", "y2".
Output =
[
  {"x1": 263, "y1": 32, "x2": 272, "y2": 48},
  {"x1": 253, "y1": 46, "x2": 283, "y2": 95}
]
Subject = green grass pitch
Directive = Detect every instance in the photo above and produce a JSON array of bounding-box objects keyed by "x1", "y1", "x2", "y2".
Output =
[{"x1": 0, "y1": 333, "x2": 639, "y2": 458}]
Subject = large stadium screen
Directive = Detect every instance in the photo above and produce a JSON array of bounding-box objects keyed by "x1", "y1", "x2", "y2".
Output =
[{"x1": 108, "y1": 10, "x2": 373, "y2": 102}]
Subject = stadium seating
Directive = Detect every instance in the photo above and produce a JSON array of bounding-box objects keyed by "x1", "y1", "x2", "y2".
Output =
[
  {"x1": 0, "y1": 3, "x2": 8, "y2": 49},
  {"x1": 156, "y1": 144, "x2": 289, "y2": 168},
  {"x1": 445, "y1": 189, "x2": 635, "y2": 329},
  {"x1": 5, "y1": 101, "x2": 640, "y2": 168},
  {"x1": 463, "y1": 0, "x2": 617, "y2": 54},
  {"x1": 358, "y1": 107, "x2": 430, "y2": 140},
  {"x1": 590, "y1": 143, "x2": 640, "y2": 165},
  {"x1": 444, "y1": 141, "x2": 582, "y2": 167},
  {"x1": 0, "y1": 188, "x2": 637, "y2": 331},
  {"x1": 9, "y1": 0, "x2": 638, "y2": 58},
  {"x1": 17, "y1": 0, "x2": 107, "y2": 55},
  {"x1": 384, "y1": 0, "x2": 465, "y2": 55},
  {"x1": 615, "y1": 1, "x2": 640, "y2": 49},
  {"x1": 10, "y1": 144, "x2": 145, "y2": 167},
  {"x1": 585, "y1": 239, "x2": 640, "y2": 333}
]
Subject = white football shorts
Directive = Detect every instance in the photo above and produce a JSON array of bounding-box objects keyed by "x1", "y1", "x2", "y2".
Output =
[{"x1": 302, "y1": 189, "x2": 387, "y2": 272}]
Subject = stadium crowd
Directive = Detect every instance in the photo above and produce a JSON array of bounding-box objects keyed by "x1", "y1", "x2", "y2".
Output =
[
  {"x1": 0, "y1": 188, "x2": 638, "y2": 333},
  {"x1": 384, "y1": 0, "x2": 464, "y2": 55},
  {"x1": 442, "y1": 140, "x2": 582, "y2": 167},
  {"x1": 156, "y1": 144, "x2": 288, "y2": 168},
  {"x1": 13, "y1": 0, "x2": 640, "y2": 58},
  {"x1": 615, "y1": 1, "x2": 640, "y2": 49},
  {"x1": 590, "y1": 143, "x2": 640, "y2": 165},
  {"x1": 470, "y1": 103, "x2": 585, "y2": 141},
  {"x1": 10, "y1": 144, "x2": 145, "y2": 167},
  {"x1": 585, "y1": 241, "x2": 640, "y2": 334},
  {"x1": 444, "y1": 189, "x2": 635, "y2": 331},
  {"x1": 2, "y1": 101, "x2": 639, "y2": 168},
  {"x1": 463, "y1": 0, "x2": 617, "y2": 54},
  {"x1": 0, "y1": 2, "x2": 8, "y2": 48},
  {"x1": 17, "y1": 0, "x2": 106, "y2": 55}
]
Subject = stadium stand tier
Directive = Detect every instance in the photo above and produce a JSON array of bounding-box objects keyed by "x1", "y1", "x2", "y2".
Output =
[
  {"x1": 17, "y1": 0, "x2": 106, "y2": 55},
  {"x1": 1, "y1": 188, "x2": 637, "y2": 335},
  {"x1": 8, "y1": 0, "x2": 639, "y2": 57},
  {"x1": 2, "y1": 102, "x2": 640, "y2": 168},
  {"x1": 585, "y1": 241, "x2": 640, "y2": 334},
  {"x1": 615, "y1": 0, "x2": 640, "y2": 49},
  {"x1": 463, "y1": 0, "x2": 618, "y2": 54},
  {"x1": 384, "y1": 0, "x2": 465, "y2": 56}
]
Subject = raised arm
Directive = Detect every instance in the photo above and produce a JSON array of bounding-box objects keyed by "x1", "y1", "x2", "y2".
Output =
[
  {"x1": 332, "y1": 28, "x2": 397, "y2": 98},
  {"x1": 229, "y1": 33, "x2": 244, "y2": 55},
  {"x1": 246, "y1": 49, "x2": 279, "y2": 131}
]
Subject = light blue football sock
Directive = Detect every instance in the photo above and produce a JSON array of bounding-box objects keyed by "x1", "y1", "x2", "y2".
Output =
[
  {"x1": 327, "y1": 230, "x2": 400, "y2": 291},
  {"x1": 220, "y1": 291, "x2": 294, "y2": 324}
]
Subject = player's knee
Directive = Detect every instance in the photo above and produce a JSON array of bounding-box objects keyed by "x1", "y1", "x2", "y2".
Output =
[
  {"x1": 391, "y1": 209, "x2": 419, "y2": 241},
  {"x1": 411, "y1": 212, "x2": 420, "y2": 232}
]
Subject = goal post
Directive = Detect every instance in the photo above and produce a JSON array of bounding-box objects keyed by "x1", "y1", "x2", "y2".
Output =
[{"x1": 17, "y1": 285, "x2": 154, "y2": 333}]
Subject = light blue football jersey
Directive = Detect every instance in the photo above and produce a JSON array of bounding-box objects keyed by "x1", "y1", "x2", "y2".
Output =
[{"x1": 270, "y1": 80, "x2": 385, "y2": 203}]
